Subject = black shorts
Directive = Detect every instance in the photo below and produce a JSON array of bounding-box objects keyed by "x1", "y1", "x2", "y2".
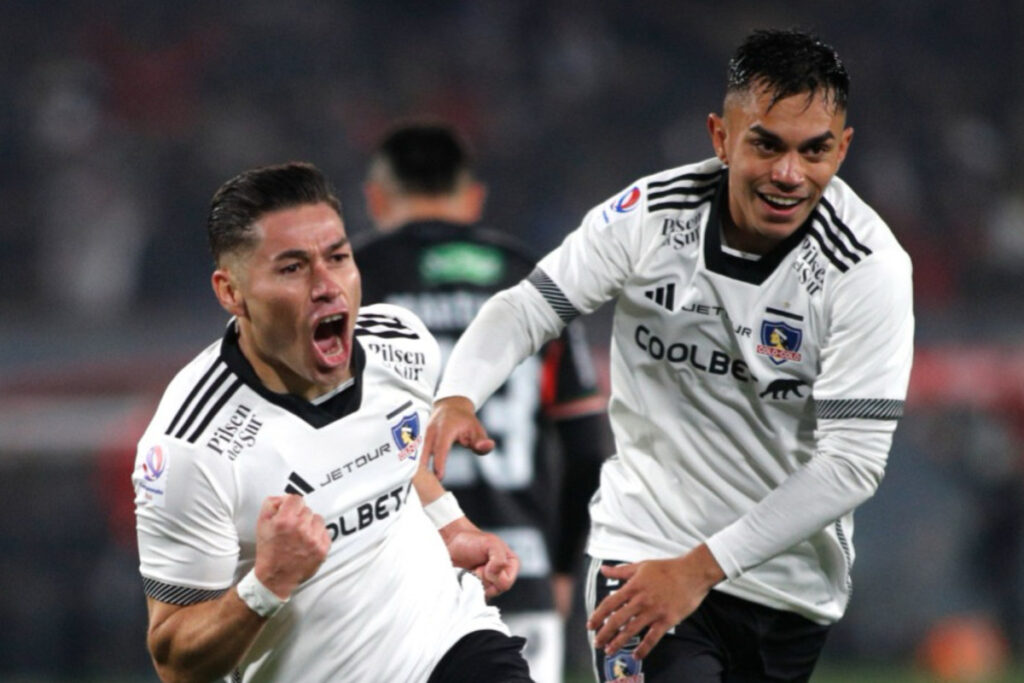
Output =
[
  {"x1": 587, "y1": 557, "x2": 830, "y2": 682},
  {"x1": 427, "y1": 629, "x2": 534, "y2": 683}
]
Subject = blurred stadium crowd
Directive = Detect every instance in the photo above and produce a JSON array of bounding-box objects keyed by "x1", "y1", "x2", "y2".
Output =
[{"x1": 1, "y1": 1, "x2": 1023, "y2": 680}]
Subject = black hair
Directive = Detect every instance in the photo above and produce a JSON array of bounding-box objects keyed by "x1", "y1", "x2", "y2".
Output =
[
  {"x1": 207, "y1": 161, "x2": 342, "y2": 264},
  {"x1": 727, "y1": 29, "x2": 849, "y2": 111},
  {"x1": 372, "y1": 121, "x2": 474, "y2": 195}
]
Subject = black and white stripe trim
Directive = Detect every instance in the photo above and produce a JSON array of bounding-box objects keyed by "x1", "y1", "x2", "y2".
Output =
[
  {"x1": 165, "y1": 362, "x2": 244, "y2": 443},
  {"x1": 646, "y1": 171, "x2": 722, "y2": 213},
  {"x1": 143, "y1": 577, "x2": 227, "y2": 606},
  {"x1": 527, "y1": 268, "x2": 579, "y2": 324},
  {"x1": 816, "y1": 398, "x2": 904, "y2": 420},
  {"x1": 834, "y1": 520, "x2": 854, "y2": 596},
  {"x1": 355, "y1": 313, "x2": 419, "y2": 339}
]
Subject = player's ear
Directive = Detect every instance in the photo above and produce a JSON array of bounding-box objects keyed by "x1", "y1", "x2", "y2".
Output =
[
  {"x1": 212, "y1": 267, "x2": 247, "y2": 318},
  {"x1": 836, "y1": 126, "x2": 854, "y2": 168},
  {"x1": 707, "y1": 113, "x2": 728, "y2": 165},
  {"x1": 363, "y1": 180, "x2": 391, "y2": 228},
  {"x1": 461, "y1": 181, "x2": 487, "y2": 224}
]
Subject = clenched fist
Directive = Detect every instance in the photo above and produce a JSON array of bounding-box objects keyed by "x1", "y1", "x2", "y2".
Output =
[{"x1": 253, "y1": 495, "x2": 331, "y2": 599}]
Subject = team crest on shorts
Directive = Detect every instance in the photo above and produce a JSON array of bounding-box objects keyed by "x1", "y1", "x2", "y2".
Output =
[
  {"x1": 603, "y1": 644, "x2": 644, "y2": 682},
  {"x1": 391, "y1": 413, "x2": 421, "y2": 461},
  {"x1": 756, "y1": 319, "x2": 803, "y2": 365}
]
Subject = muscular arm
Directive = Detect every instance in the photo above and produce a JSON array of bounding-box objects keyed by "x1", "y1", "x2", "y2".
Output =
[
  {"x1": 145, "y1": 592, "x2": 268, "y2": 683},
  {"x1": 145, "y1": 495, "x2": 330, "y2": 682}
]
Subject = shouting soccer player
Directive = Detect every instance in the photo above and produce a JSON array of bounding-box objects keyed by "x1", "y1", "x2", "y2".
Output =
[
  {"x1": 425, "y1": 29, "x2": 914, "y2": 682},
  {"x1": 132, "y1": 162, "x2": 533, "y2": 682}
]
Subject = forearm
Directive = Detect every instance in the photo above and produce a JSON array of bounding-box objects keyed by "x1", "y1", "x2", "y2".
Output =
[
  {"x1": 707, "y1": 418, "x2": 893, "y2": 578},
  {"x1": 436, "y1": 281, "x2": 564, "y2": 407},
  {"x1": 413, "y1": 467, "x2": 472, "y2": 544},
  {"x1": 146, "y1": 591, "x2": 268, "y2": 683}
]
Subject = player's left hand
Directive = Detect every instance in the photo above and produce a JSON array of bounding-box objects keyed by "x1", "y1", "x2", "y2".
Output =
[
  {"x1": 423, "y1": 396, "x2": 495, "y2": 480},
  {"x1": 442, "y1": 521, "x2": 520, "y2": 598},
  {"x1": 587, "y1": 545, "x2": 725, "y2": 660}
]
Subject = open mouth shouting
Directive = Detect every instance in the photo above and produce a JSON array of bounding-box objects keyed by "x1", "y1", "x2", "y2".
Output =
[{"x1": 312, "y1": 312, "x2": 349, "y2": 368}]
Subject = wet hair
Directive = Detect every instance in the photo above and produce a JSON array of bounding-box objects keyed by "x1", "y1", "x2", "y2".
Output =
[
  {"x1": 207, "y1": 161, "x2": 342, "y2": 264},
  {"x1": 726, "y1": 29, "x2": 849, "y2": 112},
  {"x1": 370, "y1": 121, "x2": 474, "y2": 195}
]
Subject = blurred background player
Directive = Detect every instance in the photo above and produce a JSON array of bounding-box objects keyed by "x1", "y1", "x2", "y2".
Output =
[{"x1": 356, "y1": 121, "x2": 612, "y2": 683}]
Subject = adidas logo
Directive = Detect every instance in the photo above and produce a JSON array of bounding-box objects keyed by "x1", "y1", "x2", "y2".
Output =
[
  {"x1": 644, "y1": 283, "x2": 675, "y2": 311},
  {"x1": 285, "y1": 472, "x2": 315, "y2": 495}
]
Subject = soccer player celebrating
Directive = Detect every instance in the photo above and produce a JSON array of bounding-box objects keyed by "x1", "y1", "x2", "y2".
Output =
[
  {"x1": 425, "y1": 29, "x2": 914, "y2": 682},
  {"x1": 356, "y1": 122, "x2": 611, "y2": 683},
  {"x1": 132, "y1": 162, "x2": 533, "y2": 682}
]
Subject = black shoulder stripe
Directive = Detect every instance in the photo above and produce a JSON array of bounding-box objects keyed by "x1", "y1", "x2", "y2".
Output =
[
  {"x1": 142, "y1": 577, "x2": 227, "y2": 606},
  {"x1": 646, "y1": 170, "x2": 723, "y2": 189},
  {"x1": 355, "y1": 328, "x2": 419, "y2": 339},
  {"x1": 806, "y1": 226, "x2": 849, "y2": 273},
  {"x1": 527, "y1": 268, "x2": 579, "y2": 324},
  {"x1": 166, "y1": 361, "x2": 222, "y2": 437},
  {"x1": 816, "y1": 398, "x2": 904, "y2": 420},
  {"x1": 356, "y1": 314, "x2": 419, "y2": 339},
  {"x1": 167, "y1": 364, "x2": 232, "y2": 439},
  {"x1": 358, "y1": 313, "x2": 410, "y2": 327},
  {"x1": 818, "y1": 197, "x2": 871, "y2": 257},
  {"x1": 811, "y1": 213, "x2": 862, "y2": 266},
  {"x1": 185, "y1": 378, "x2": 243, "y2": 444},
  {"x1": 648, "y1": 193, "x2": 716, "y2": 213},
  {"x1": 647, "y1": 181, "x2": 718, "y2": 203}
]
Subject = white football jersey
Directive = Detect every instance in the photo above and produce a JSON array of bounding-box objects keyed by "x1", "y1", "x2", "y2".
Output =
[
  {"x1": 439, "y1": 157, "x2": 913, "y2": 624},
  {"x1": 133, "y1": 303, "x2": 506, "y2": 683}
]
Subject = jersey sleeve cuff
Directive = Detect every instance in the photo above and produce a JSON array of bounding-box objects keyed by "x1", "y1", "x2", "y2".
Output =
[
  {"x1": 142, "y1": 576, "x2": 229, "y2": 606},
  {"x1": 704, "y1": 534, "x2": 744, "y2": 581}
]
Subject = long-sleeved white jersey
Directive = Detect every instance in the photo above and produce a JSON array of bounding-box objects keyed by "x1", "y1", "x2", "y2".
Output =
[
  {"x1": 134, "y1": 304, "x2": 506, "y2": 682},
  {"x1": 437, "y1": 157, "x2": 914, "y2": 623}
]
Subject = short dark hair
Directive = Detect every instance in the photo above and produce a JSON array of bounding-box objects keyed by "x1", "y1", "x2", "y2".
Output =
[
  {"x1": 207, "y1": 161, "x2": 342, "y2": 264},
  {"x1": 371, "y1": 122, "x2": 474, "y2": 195},
  {"x1": 726, "y1": 29, "x2": 849, "y2": 112}
]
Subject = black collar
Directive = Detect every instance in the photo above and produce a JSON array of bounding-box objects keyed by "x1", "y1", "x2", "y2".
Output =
[
  {"x1": 220, "y1": 322, "x2": 366, "y2": 428},
  {"x1": 703, "y1": 176, "x2": 811, "y2": 284}
]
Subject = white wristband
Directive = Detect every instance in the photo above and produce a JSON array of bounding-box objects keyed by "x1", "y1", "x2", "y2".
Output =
[
  {"x1": 423, "y1": 491, "x2": 464, "y2": 529},
  {"x1": 236, "y1": 569, "x2": 289, "y2": 618}
]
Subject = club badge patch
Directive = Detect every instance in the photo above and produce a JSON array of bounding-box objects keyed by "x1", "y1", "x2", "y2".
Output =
[
  {"x1": 756, "y1": 320, "x2": 803, "y2": 365},
  {"x1": 603, "y1": 644, "x2": 644, "y2": 682},
  {"x1": 391, "y1": 413, "x2": 421, "y2": 461}
]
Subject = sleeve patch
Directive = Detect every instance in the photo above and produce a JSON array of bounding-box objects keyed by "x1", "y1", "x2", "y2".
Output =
[
  {"x1": 142, "y1": 577, "x2": 228, "y2": 606},
  {"x1": 527, "y1": 268, "x2": 579, "y2": 324},
  {"x1": 816, "y1": 398, "x2": 904, "y2": 420}
]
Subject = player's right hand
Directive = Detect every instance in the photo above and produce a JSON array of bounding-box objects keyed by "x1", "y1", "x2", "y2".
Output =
[
  {"x1": 253, "y1": 495, "x2": 331, "y2": 599},
  {"x1": 423, "y1": 396, "x2": 495, "y2": 480}
]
